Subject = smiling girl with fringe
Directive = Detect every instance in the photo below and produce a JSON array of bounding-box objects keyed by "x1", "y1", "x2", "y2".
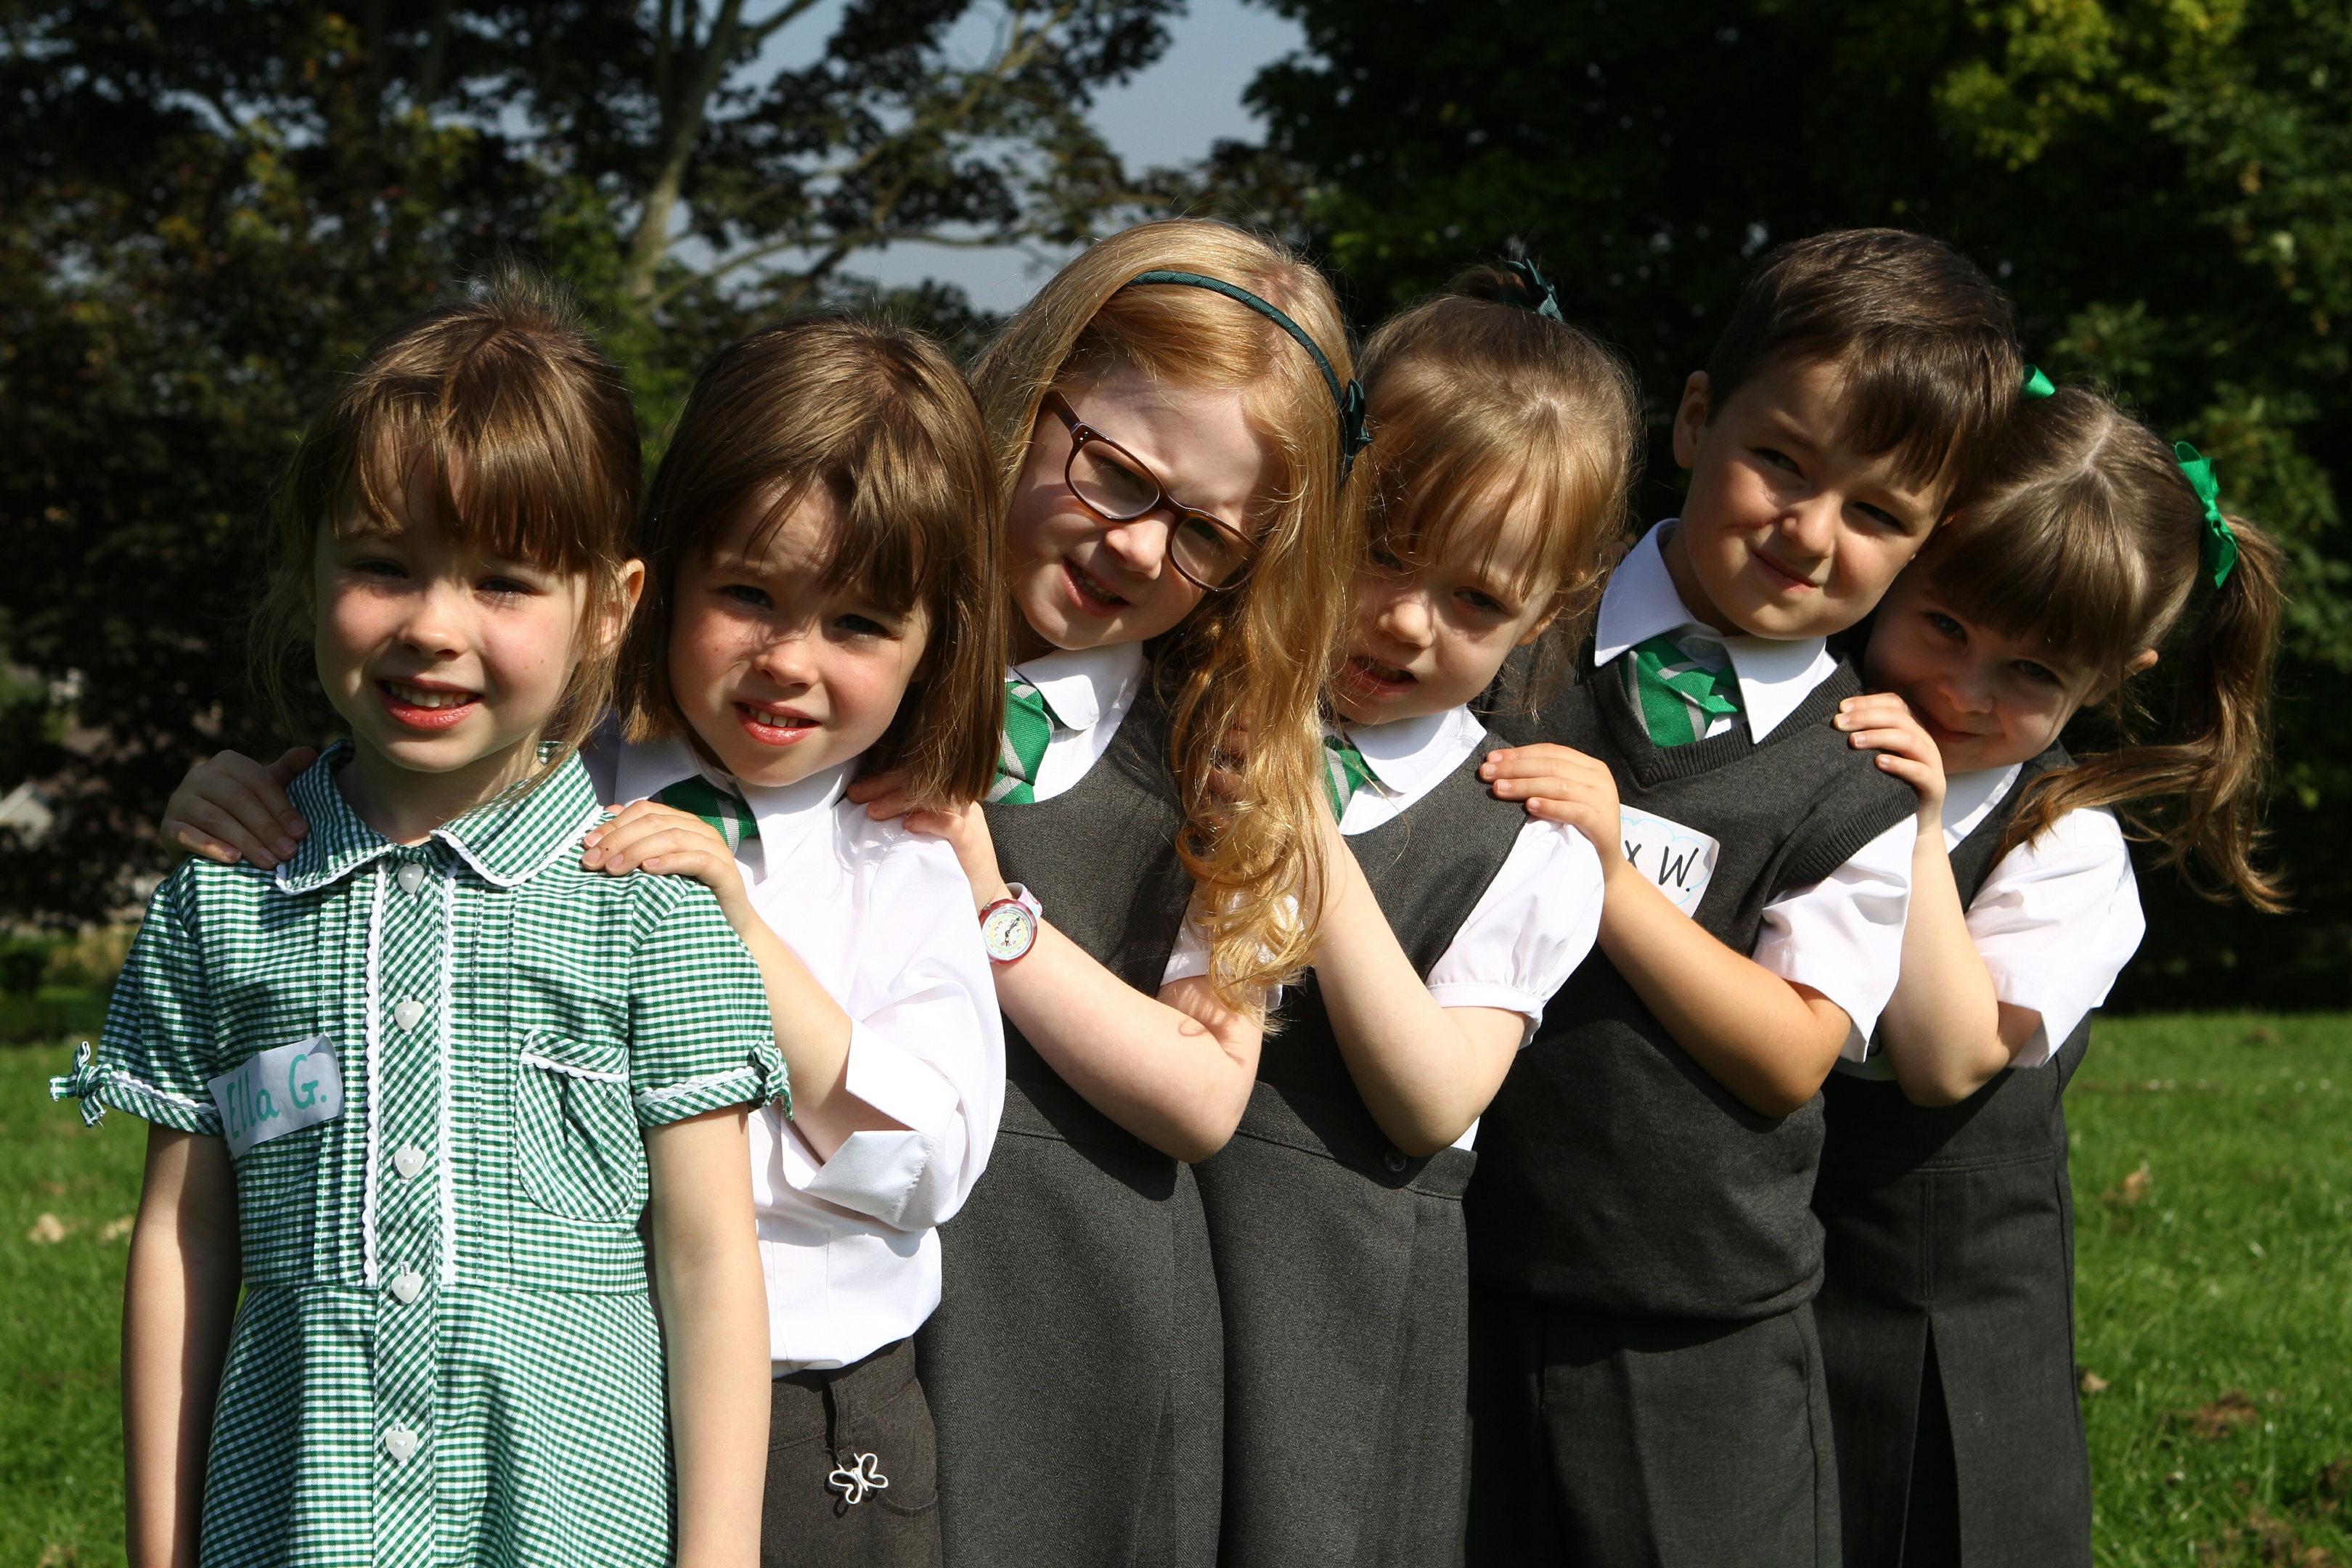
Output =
[
  {"x1": 1818, "y1": 380, "x2": 2284, "y2": 1567},
  {"x1": 152, "y1": 314, "x2": 1011, "y2": 1568},
  {"x1": 1193, "y1": 261, "x2": 1639, "y2": 1567},
  {"x1": 65, "y1": 276, "x2": 778, "y2": 1568}
]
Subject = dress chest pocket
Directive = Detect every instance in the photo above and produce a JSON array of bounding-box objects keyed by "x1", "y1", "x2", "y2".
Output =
[{"x1": 513, "y1": 1031, "x2": 649, "y2": 1220}]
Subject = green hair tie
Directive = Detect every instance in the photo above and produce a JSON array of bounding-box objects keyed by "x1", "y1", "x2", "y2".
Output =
[
  {"x1": 2173, "y1": 441, "x2": 2239, "y2": 589},
  {"x1": 2022, "y1": 364, "x2": 2056, "y2": 399},
  {"x1": 1499, "y1": 258, "x2": 1565, "y2": 322}
]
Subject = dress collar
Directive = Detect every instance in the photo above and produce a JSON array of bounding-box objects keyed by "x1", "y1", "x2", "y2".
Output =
[
  {"x1": 1594, "y1": 521, "x2": 1840, "y2": 743},
  {"x1": 1332, "y1": 705, "x2": 1485, "y2": 800},
  {"x1": 610, "y1": 735, "x2": 854, "y2": 867},
  {"x1": 274, "y1": 741, "x2": 603, "y2": 894},
  {"x1": 1010, "y1": 641, "x2": 1146, "y2": 735}
]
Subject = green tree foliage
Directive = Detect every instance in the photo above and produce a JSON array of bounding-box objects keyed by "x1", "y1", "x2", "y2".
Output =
[
  {"x1": 1213, "y1": 0, "x2": 2352, "y2": 1005},
  {"x1": 0, "y1": 0, "x2": 1172, "y2": 923}
]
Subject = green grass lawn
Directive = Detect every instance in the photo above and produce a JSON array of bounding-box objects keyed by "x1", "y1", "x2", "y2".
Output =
[{"x1": 6, "y1": 1016, "x2": 2350, "y2": 1565}]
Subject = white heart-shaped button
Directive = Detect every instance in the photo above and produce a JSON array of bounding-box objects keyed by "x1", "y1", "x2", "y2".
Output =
[
  {"x1": 383, "y1": 1424, "x2": 418, "y2": 1463},
  {"x1": 392, "y1": 1000, "x2": 424, "y2": 1031},
  {"x1": 393, "y1": 1146, "x2": 426, "y2": 1180},
  {"x1": 396, "y1": 863, "x2": 426, "y2": 895},
  {"x1": 389, "y1": 1270, "x2": 424, "y2": 1304}
]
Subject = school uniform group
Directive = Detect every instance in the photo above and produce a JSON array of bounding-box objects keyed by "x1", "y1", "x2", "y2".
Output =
[{"x1": 54, "y1": 217, "x2": 2282, "y2": 1568}]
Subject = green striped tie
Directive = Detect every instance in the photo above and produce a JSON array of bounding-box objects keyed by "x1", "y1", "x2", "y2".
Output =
[
  {"x1": 988, "y1": 679, "x2": 1058, "y2": 805},
  {"x1": 1323, "y1": 732, "x2": 1378, "y2": 819},
  {"x1": 1631, "y1": 634, "x2": 1743, "y2": 747},
  {"x1": 653, "y1": 775, "x2": 760, "y2": 849}
]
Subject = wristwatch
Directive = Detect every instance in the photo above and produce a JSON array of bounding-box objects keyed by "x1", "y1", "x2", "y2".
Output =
[{"x1": 979, "y1": 883, "x2": 1043, "y2": 965}]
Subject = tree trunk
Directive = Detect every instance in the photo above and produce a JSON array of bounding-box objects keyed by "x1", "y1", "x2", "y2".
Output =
[{"x1": 620, "y1": 0, "x2": 751, "y2": 308}]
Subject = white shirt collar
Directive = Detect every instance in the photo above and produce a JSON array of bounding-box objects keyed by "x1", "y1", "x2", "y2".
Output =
[
  {"x1": 1940, "y1": 762, "x2": 2024, "y2": 852},
  {"x1": 1010, "y1": 640, "x2": 1146, "y2": 735},
  {"x1": 609, "y1": 733, "x2": 853, "y2": 870},
  {"x1": 740, "y1": 761, "x2": 855, "y2": 866},
  {"x1": 1594, "y1": 521, "x2": 1841, "y2": 743},
  {"x1": 1333, "y1": 705, "x2": 1485, "y2": 801}
]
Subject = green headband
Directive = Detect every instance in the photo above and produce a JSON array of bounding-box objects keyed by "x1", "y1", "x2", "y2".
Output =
[
  {"x1": 2172, "y1": 443, "x2": 2239, "y2": 589},
  {"x1": 1126, "y1": 270, "x2": 1372, "y2": 475},
  {"x1": 2022, "y1": 364, "x2": 2056, "y2": 399}
]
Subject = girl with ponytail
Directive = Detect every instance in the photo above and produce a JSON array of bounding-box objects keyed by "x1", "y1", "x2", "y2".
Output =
[{"x1": 1818, "y1": 380, "x2": 2285, "y2": 1566}]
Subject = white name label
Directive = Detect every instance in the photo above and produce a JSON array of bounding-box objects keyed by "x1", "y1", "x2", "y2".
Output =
[
  {"x1": 209, "y1": 1034, "x2": 345, "y2": 1157},
  {"x1": 1618, "y1": 806, "x2": 1720, "y2": 919}
]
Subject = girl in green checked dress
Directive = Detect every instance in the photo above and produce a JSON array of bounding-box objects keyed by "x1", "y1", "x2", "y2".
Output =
[{"x1": 52, "y1": 277, "x2": 779, "y2": 1568}]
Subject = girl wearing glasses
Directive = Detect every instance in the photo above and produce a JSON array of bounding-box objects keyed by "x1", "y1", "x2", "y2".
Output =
[
  {"x1": 849, "y1": 218, "x2": 1362, "y2": 1567},
  {"x1": 1191, "y1": 265, "x2": 1641, "y2": 1566}
]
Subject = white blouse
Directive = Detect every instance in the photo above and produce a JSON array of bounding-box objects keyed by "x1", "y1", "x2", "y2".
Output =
[
  {"x1": 1601, "y1": 523, "x2": 1916, "y2": 1049},
  {"x1": 590, "y1": 738, "x2": 1005, "y2": 1374},
  {"x1": 1939, "y1": 764, "x2": 2144, "y2": 1066}
]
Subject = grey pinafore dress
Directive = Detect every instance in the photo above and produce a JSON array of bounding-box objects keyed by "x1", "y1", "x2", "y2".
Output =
[
  {"x1": 917, "y1": 692, "x2": 1222, "y2": 1568},
  {"x1": 1194, "y1": 740, "x2": 1524, "y2": 1568},
  {"x1": 1813, "y1": 742, "x2": 2095, "y2": 1568}
]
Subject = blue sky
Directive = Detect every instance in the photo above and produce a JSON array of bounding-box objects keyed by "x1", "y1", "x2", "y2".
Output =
[{"x1": 778, "y1": 0, "x2": 1308, "y2": 309}]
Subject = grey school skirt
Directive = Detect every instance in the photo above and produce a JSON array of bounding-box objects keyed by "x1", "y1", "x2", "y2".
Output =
[
  {"x1": 917, "y1": 1071, "x2": 1222, "y2": 1568},
  {"x1": 1195, "y1": 1079, "x2": 1477, "y2": 1568}
]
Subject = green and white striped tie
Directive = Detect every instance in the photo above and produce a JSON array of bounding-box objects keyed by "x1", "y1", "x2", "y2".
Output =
[
  {"x1": 1631, "y1": 634, "x2": 1743, "y2": 747},
  {"x1": 653, "y1": 775, "x2": 760, "y2": 849},
  {"x1": 1323, "y1": 731, "x2": 1378, "y2": 819},
  {"x1": 988, "y1": 679, "x2": 1058, "y2": 805}
]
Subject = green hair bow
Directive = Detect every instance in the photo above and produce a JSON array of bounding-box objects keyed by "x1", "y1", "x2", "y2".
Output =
[
  {"x1": 1499, "y1": 258, "x2": 1564, "y2": 322},
  {"x1": 2173, "y1": 442, "x2": 2239, "y2": 589}
]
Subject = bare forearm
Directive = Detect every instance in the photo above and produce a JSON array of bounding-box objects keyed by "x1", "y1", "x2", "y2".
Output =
[
  {"x1": 1598, "y1": 866, "x2": 1850, "y2": 1116},
  {"x1": 123, "y1": 1132, "x2": 240, "y2": 1568},
  {"x1": 1310, "y1": 852, "x2": 1516, "y2": 1155},
  {"x1": 994, "y1": 928, "x2": 1259, "y2": 1161},
  {"x1": 1876, "y1": 836, "x2": 2012, "y2": 1105},
  {"x1": 649, "y1": 1114, "x2": 769, "y2": 1568},
  {"x1": 719, "y1": 900, "x2": 902, "y2": 1158}
]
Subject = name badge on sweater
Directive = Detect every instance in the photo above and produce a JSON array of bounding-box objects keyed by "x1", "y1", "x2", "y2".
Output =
[
  {"x1": 209, "y1": 1035, "x2": 345, "y2": 1157},
  {"x1": 1617, "y1": 807, "x2": 1719, "y2": 919}
]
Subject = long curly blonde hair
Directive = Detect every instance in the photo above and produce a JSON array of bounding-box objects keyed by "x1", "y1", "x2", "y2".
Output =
[{"x1": 972, "y1": 219, "x2": 1360, "y2": 1005}]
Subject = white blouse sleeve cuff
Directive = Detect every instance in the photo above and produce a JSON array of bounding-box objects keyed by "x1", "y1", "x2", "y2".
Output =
[
  {"x1": 1422, "y1": 983, "x2": 1545, "y2": 1045},
  {"x1": 1749, "y1": 815, "x2": 1916, "y2": 1044},
  {"x1": 1974, "y1": 960, "x2": 2100, "y2": 1069},
  {"x1": 792, "y1": 1021, "x2": 968, "y2": 1231},
  {"x1": 1418, "y1": 822, "x2": 1604, "y2": 1021},
  {"x1": 1160, "y1": 918, "x2": 1212, "y2": 987}
]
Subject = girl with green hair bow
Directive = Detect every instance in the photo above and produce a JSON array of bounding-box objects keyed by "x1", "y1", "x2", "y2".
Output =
[{"x1": 1813, "y1": 377, "x2": 2285, "y2": 1567}]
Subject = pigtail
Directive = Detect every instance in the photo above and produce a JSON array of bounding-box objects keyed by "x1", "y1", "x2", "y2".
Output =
[{"x1": 1931, "y1": 388, "x2": 2287, "y2": 910}]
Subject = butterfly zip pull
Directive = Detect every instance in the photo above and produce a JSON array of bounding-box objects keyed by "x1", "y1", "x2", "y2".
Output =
[{"x1": 828, "y1": 1450, "x2": 890, "y2": 1506}]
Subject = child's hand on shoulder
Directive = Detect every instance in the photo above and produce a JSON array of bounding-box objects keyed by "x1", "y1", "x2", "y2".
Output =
[
  {"x1": 1835, "y1": 693, "x2": 1946, "y2": 826},
  {"x1": 582, "y1": 801, "x2": 752, "y2": 913},
  {"x1": 161, "y1": 746, "x2": 317, "y2": 868},
  {"x1": 846, "y1": 770, "x2": 1008, "y2": 911},
  {"x1": 1479, "y1": 743, "x2": 1625, "y2": 876}
]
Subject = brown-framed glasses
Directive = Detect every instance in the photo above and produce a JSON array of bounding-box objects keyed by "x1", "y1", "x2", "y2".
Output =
[{"x1": 1045, "y1": 392, "x2": 1259, "y2": 591}]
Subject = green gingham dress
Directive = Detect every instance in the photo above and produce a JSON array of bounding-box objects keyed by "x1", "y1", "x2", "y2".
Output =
[{"x1": 52, "y1": 746, "x2": 785, "y2": 1566}]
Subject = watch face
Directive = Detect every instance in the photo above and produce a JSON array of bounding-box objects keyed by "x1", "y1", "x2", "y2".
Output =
[{"x1": 981, "y1": 900, "x2": 1037, "y2": 963}]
